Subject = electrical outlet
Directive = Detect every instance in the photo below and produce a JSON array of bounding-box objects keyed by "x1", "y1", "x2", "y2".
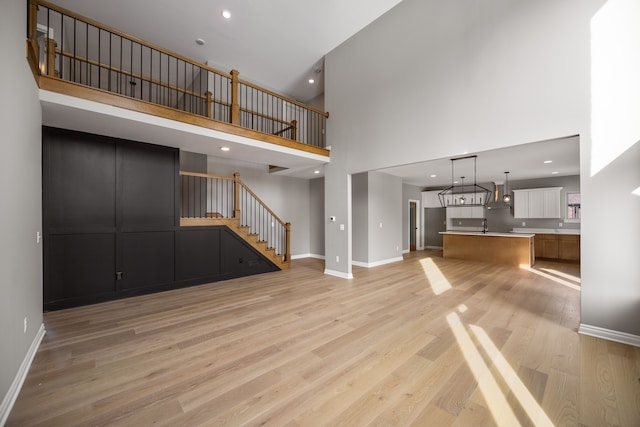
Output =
[
  {"x1": 23, "y1": 317, "x2": 27, "y2": 333},
  {"x1": 522, "y1": 222, "x2": 526, "y2": 227},
  {"x1": 558, "y1": 222, "x2": 563, "y2": 227},
  {"x1": 396, "y1": 245, "x2": 399, "y2": 252},
  {"x1": 336, "y1": 255, "x2": 339, "y2": 263}
]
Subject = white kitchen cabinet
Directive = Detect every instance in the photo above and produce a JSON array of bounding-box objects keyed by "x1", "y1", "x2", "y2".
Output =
[
  {"x1": 422, "y1": 190, "x2": 442, "y2": 208},
  {"x1": 543, "y1": 189, "x2": 561, "y2": 218},
  {"x1": 513, "y1": 187, "x2": 562, "y2": 218},
  {"x1": 513, "y1": 191, "x2": 529, "y2": 218}
]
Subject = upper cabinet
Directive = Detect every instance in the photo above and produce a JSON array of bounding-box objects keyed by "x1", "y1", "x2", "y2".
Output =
[{"x1": 513, "y1": 187, "x2": 562, "y2": 218}]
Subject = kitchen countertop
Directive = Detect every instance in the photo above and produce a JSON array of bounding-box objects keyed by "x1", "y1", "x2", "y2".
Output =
[
  {"x1": 510, "y1": 228, "x2": 580, "y2": 235},
  {"x1": 440, "y1": 231, "x2": 534, "y2": 238}
]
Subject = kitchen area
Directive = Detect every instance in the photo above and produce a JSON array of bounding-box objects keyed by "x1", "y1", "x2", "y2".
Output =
[{"x1": 420, "y1": 160, "x2": 581, "y2": 267}]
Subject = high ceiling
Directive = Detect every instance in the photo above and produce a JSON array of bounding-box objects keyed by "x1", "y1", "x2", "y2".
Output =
[
  {"x1": 43, "y1": 1, "x2": 581, "y2": 184},
  {"x1": 48, "y1": 0, "x2": 403, "y2": 103},
  {"x1": 377, "y1": 135, "x2": 580, "y2": 188}
]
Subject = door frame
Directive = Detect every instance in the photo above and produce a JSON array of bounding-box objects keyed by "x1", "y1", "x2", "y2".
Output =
[{"x1": 408, "y1": 199, "x2": 422, "y2": 252}]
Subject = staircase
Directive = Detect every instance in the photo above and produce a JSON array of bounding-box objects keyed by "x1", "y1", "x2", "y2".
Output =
[{"x1": 180, "y1": 172, "x2": 291, "y2": 270}]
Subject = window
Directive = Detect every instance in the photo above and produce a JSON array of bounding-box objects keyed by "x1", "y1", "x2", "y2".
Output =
[{"x1": 566, "y1": 192, "x2": 581, "y2": 222}]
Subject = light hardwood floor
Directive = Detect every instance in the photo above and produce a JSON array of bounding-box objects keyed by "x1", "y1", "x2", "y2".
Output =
[{"x1": 7, "y1": 251, "x2": 640, "y2": 426}]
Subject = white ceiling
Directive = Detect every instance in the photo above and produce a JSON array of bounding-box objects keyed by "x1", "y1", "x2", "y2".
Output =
[
  {"x1": 377, "y1": 135, "x2": 580, "y2": 188},
  {"x1": 48, "y1": 0, "x2": 403, "y2": 103}
]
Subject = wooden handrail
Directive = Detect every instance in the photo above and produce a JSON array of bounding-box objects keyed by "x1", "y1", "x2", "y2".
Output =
[
  {"x1": 179, "y1": 171, "x2": 233, "y2": 180},
  {"x1": 240, "y1": 107, "x2": 291, "y2": 127},
  {"x1": 54, "y1": 48, "x2": 217, "y2": 102},
  {"x1": 238, "y1": 179, "x2": 287, "y2": 228},
  {"x1": 37, "y1": 0, "x2": 231, "y2": 79}
]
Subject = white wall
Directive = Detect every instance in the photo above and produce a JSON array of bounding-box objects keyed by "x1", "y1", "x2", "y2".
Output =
[
  {"x1": 308, "y1": 177, "x2": 325, "y2": 257},
  {"x1": 0, "y1": 0, "x2": 44, "y2": 420},
  {"x1": 367, "y1": 171, "x2": 403, "y2": 263},
  {"x1": 352, "y1": 172, "x2": 403, "y2": 265},
  {"x1": 207, "y1": 157, "x2": 311, "y2": 257},
  {"x1": 581, "y1": 0, "x2": 640, "y2": 338},
  {"x1": 325, "y1": 0, "x2": 601, "y2": 276},
  {"x1": 351, "y1": 173, "x2": 368, "y2": 263},
  {"x1": 325, "y1": 0, "x2": 640, "y2": 341}
]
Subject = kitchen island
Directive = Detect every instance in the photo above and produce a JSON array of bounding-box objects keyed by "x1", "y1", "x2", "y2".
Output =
[{"x1": 440, "y1": 231, "x2": 535, "y2": 267}]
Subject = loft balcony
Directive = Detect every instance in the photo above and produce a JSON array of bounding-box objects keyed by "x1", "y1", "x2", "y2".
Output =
[{"x1": 26, "y1": 0, "x2": 330, "y2": 172}]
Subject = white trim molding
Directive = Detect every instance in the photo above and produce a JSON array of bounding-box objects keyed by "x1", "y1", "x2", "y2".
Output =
[
  {"x1": 324, "y1": 269, "x2": 354, "y2": 279},
  {"x1": 291, "y1": 253, "x2": 325, "y2": 260},
  {"x1": 578, "y1": 324, "x2": 640, "y2": 348},
  {"x1": 352, "y1": 256, "x2": 404, "y2": 268},
  {"x1": 0, "y1": 324, "x2": 46, "y2": 425}
]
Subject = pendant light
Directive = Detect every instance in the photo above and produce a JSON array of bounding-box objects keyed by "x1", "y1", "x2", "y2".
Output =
[
  {"x1": 459, "y1": 176, "x2": 466, "y2": 204},
  {"x1": 502, "y1": 171, "x2": 511, "y2": 203}
]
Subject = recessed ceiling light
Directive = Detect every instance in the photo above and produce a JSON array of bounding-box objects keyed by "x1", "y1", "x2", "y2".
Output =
[
  {"x1": 221, "y1": 10, "x2": 231, "y2": 19},
  {"x1": 551, "y1": 171, "x2": 559, "y2": 174},
  {"x1": 308, "y1": 79, "x2": 315, "y2": 84},
  {"x1": 544, "y1": 160, "x2": 553, "y2": 164},
  {"x1": 195, "y1": 38, "x2": 205, "y2": 46},
  {"x1": 430, "y1": 174, "x2": 437, "y2": 178},
  {"x1": 313, "y1": 170, "x2": 320, "y2": 174},
  {"x1": 220, "y1": 146, "x2": 230, "y2": 152}
]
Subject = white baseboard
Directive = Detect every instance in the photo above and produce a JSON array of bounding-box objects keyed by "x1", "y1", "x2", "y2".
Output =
[
  {"x1": 0, "y1": 323, "x2": 46, "y2": 426},
  {"x1": 291, "y1": 253, "x2": 325, "y2": 260},
  {"x1": 324, "y1": 269, "x2": 353, "y2": 279},
  {"x1": 402, "y1": 249, "x2": 410, "y2": 254},
  {"x1": 352, "y1": 256, "x2": 404, "y2": 268},
  {"x1": 578, "y1": 323, "x2": 640, "y2": 347}
]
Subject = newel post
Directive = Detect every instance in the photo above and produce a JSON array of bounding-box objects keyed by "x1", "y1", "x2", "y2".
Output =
[
  {"x1": 205, "y1": 91, "x2": 212, "y2": 119},
  {"x1": 27, "y1": 0, "x2": 40, "y2": 73},
  {"x1": 28, "y1": 0, "x2": 38, "y2": 46},
  {"x1": 46, "y1": 37, "x2": 57, "y2": 77},
  {"x1": 230, "y1": 69, "x2": 240, "y2": 125},
  {"x1": 285, "y1": 223, "x2": 291, "y2": 263},
  {"x1": 233, "y1": 173, "x2": 241, "y2": 219},
  {"x1": 290, "y1": 120, "x2": 297, "y2": 141}
]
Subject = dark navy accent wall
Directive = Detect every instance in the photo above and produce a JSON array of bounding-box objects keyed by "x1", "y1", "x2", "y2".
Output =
[{"x1": 42, "y1": 127, "x2": 278, "y2": 310}]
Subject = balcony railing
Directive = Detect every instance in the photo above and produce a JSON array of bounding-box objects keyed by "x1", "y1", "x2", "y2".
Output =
[{"x1": 27, "y1": 0, "x2": 328, "y2": 149}]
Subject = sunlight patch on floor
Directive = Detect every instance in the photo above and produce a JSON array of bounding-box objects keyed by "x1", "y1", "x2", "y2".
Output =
[
  {"x1": 539, "y1": 267, "x2": 581, "y2": 284},
  {"x1": 420, "y1": 257, "x2": 452, "y2": 295},
  {"x1": 470, "y1": 325, "x2": 555, "y2": 427},
  {"x1": 446, "y1": 312, "x2": 519, "y2": 426},
  {"x1": 520, "y1": 266, "x2": 581, "y2": 291}
]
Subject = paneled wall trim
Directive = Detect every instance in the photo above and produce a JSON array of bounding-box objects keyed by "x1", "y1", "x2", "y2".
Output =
[{"x1": 43, "y1": 127, "x2": 277, "y2": 310}]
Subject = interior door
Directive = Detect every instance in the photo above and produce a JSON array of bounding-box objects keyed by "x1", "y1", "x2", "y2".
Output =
[{"x1": 410, "y1": 201, "x2": 417, "y2": 251}]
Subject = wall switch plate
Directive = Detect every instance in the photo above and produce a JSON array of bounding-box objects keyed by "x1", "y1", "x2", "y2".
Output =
[
  {"x1": 36, "y1": 231, "x2": 41, "y2": 244},
  {"x1": 23, "y1": 317, "x2": 27, "y2": 333},
  {"x1": 558, "y1": 222, "x2": 563, "y2": 227},
  {"x1": 336, "y1": 255, "x2": 339, "y2": 263},
  {"x1": 522, "y1": 222, "x2": 526, "y2": 227},
  {"x1": 379, "y1": 222, "x2": 383, "y2": 228},
  {"x1": 339, "y1": 224, "x2": 345, "y2": 231}
]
